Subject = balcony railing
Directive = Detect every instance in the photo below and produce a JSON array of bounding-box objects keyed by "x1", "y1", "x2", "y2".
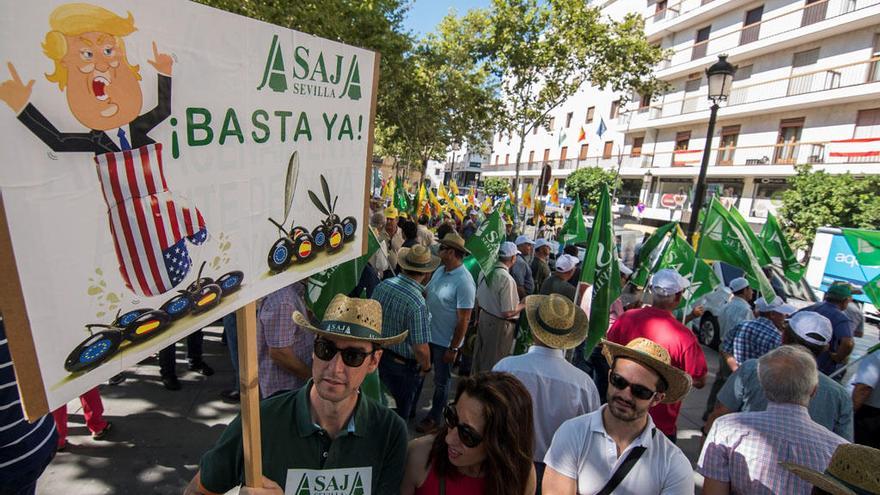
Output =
[
  {"x1": 648, "y1": 138, "x2": 880, "y2": 168},
  {"x1": 484, "y1": 155, "x2": 654, "y2": 172},
  {"x1": 642, "y1": 56, "x2": 880, "y2": 120},
  {"x1": 646, "y1": 0, "x2": 714, "y2": 25},
  {"x1": 657, "y1": 0, "x2": 875, "y2": 72}
]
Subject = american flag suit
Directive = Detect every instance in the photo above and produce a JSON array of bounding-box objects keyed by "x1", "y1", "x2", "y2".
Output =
[{"x1": 95, "y1": 143, "x2": 206, "y2": 297}]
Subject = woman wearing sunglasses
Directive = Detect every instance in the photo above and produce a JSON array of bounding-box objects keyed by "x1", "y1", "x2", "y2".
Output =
[{"x1": 401, "y1": 372, "x2": 536, "y2": 495}]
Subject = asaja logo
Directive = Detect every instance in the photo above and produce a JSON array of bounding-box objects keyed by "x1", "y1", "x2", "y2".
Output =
[
  {"x1": 258, "y1": 34, "x2": 362, "y2": 100},
  {"x1": 286, "y1": 467, "x2": 372, "y2": 495}
]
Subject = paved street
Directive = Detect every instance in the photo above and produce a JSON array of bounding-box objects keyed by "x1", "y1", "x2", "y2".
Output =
[{"x1": 37, "y1": 323, "x2": 878, "y2": 494}]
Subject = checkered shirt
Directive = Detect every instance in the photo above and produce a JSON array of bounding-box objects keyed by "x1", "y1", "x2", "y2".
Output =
[
  {"x1": 730, "y1": 317, "x2": 781, "y2": 364},
  {"x1": 372, "y1": 274, "x2": 431, "y2": 360},
  {"x1": 699, "y1": 403, "x2": 848, "y2": 494},
  {"x1": 257, "y1": 283, "x2": 313, "y2": 398}
]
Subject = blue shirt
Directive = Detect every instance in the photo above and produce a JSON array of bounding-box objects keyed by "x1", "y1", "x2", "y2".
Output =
[
  {"x1": 731, "y1": 317, "x2": 781, "y2": 364},
  {"x1": 426, "y1": 264, "x2": 476, "y2": 347},
  {"x1": 799, "y1": 302, "x2": 852, "y2": 375},
  {"x1": 0, "y1": 320, "x2": 57, "y2": 484},
  {"x1": 372, "y1": 275, "x2": 431, "y2": 360},
  {"x1": 717, "y1": 358, "x2": 853, "y2": 440}
]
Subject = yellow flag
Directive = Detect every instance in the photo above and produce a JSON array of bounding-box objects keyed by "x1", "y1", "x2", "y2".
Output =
[
  {"x1": 549, "y1": 179, "x2": 559, "y2": 205},
  {"x1": 438, "y1": 183, "x2": 451, "y2": 203},
  {"x1": 481, "y1": 196, "x2": 493, "y2": 214},
  {"x1": 523, "y1": 184, "x2": 533, "y2": 209},
  {"x1": 449, "y1": 179, "x2": 460, "y2": 196},
  {"x1": 429, "y1": 188, "x2": 442, "y2": 215},
  {"x1": 382, "y1": 179, "x2": 394, "y2": 199},
  {"x1": 416, "y1": 183, "x2": 427, "y2": 214},
  {"x1": 468, "y1": 186, "x2": 477, "y2": 208}
]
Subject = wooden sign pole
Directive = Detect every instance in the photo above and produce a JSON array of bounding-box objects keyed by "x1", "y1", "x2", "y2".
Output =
[{"x1": 235, "y1": 301, "x2": 262, "y2": 487}]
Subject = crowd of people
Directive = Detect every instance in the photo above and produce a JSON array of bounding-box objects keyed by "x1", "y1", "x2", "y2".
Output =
[{"x1": 4, "y1": 200, "x2": 880, "y2": 495}]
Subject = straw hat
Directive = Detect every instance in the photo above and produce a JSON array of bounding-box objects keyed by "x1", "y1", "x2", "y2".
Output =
[
  {"x1": 524, "y1": 294, "x2": 588, "y2": 350},
  {"x1": 602, "y1": 338, "x2": 692, "y2": 403},
  {"x1": 292, "y1": 294, "x2": 407, "y2": 345},
  {"x1": 397, "y1": 245, "x2": 440, "y2": 273},
  {"x1": 438, "y1": 232, "x2": 471, "y2": 255},
  {"x1": 781, "y1": 444, "x2": 880, "y2": 495}
]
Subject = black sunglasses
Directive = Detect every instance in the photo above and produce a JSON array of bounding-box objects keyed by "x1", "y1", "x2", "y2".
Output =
[
  {"x1": 443, "y1": 404, "x2": 483, "y2": 448},
  {"x1": 314, "y1": 338, "x2": 377, "y2": 367},
  {"x1": 609, "y1": 371, "x2": 657, "y2": 401}
]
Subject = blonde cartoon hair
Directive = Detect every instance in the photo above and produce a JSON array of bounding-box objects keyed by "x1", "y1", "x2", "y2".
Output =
[{"x1": 42, "y1": 3, "x2": 141, "y2": 90}]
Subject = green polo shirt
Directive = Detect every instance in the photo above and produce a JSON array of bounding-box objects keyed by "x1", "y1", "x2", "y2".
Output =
[{"x1": 199, "y1": 381, "x2": 407, "y2": 493}]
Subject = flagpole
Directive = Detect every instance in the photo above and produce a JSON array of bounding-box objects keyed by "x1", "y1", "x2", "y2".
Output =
[
  {"x1": 681, "y1": 227, "x2": 705, "y2": 323},
  {"x1": 829, "y1": 343, "x2": 880, "y2": 379}
]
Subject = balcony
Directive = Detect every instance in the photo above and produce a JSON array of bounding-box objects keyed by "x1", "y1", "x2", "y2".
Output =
[
  {"x1": 628, "y1": 56, "x2": 880, "y2": 129},
  {"x1": 481, "y1": 155, "x2": 655, "y2": 176},
  {"x1": 655, "y1": 0, "x2": 879, "y2": 76}
]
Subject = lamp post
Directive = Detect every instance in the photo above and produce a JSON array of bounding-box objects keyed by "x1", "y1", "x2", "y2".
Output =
[{"x1": 686, "y1": 54, "x2": 737, "y2": 244}]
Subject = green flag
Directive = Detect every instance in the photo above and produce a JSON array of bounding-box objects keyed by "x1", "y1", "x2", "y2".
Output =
[
  {"x1": 865, "y1": 273, "x2": 880, "y2": 308},
  {"x1": 393, "y1": 178, "x2": 409, "y2": 213},
  {"x1": 462, "y1": 210, "x2": 505, "y2": 283},
  {"x1": 842, "y1": 228, "x2": 880, "y2": 266},
  {"x1": 728, "y1": 206, "x2": 772, "y2": 267},
  {"x1": 631, "y1": 222, "x2": 678, "y2": 288},
  {"x1": 659, "y1": 232, "x2": 720, "y2": 309},
  {"x1": 306, "y1": 228, "x2": 381, "y2": 319},
  {"x1": 759, "y1": 212, "x2": 805, "y2": 282},
  {"x1": 698, "y1": 198, "x2": 776, "y2": 302},
  {"x1": 580, "y1": 185, "x2": 620, "y2": 354},
  {"x1": 559, "y1": 196, "x2": 588, "y2": 245}
]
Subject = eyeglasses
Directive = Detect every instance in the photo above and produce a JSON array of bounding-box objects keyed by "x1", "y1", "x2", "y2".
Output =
[
  {"x1": 609, "y1": 372, "x2": 657, "y2": 400},
  {"x1": 443, "y1": 404, "x2": 483, "y2": 448},
  {"x1": 313, "y1": 338, "x2": 377, "y2": 367},
  {"x1": 438, "y1": 245, "x2": 451, "y2": 252}
]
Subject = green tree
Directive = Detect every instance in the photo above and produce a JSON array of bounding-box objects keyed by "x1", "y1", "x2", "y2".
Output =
[
  {"x1": 483, "y1": 177, "x2": 510, "y2": 197},
  {"x1": 487, "y1": 0, "x2": 667, "y2": 205},
  {"x1": 780, "y1": 164, "x2": 880, "y2": 253},
  {"x1": 564, "y1": 167, "x2": 620, "y2": 213}
]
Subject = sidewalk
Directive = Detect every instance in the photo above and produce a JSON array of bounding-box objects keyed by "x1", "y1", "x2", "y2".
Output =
[{"x1": 36, "y1": 323, "x2": 877, "y2": 494}]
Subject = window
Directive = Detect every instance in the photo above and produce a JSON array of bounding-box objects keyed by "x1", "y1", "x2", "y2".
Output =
[
  {"x1": 495, "y1": 155, "x2": 499, "y2": 165},
  {"x1": 579, "y1": 144, "x2": 589, "y2": 160},
  {"x1": 774, "y1": 118, "x2": 804, "y2": 164},
  {"x1": 675, "y1": 131, "x2": 691, "y2": 150},
  {"x1": 789, "y1": 48, "x2": 820, "y2": 96},
  {"x1": 802, "y1": 0, "x2": 828, "y2": 27},
  {"x1": 610, "y1": 100, "x2": 620, "y2": 119},
  {"x1": 792, "y1": 48, "x2": 820, "y2": 68},
  {"x1": 566, "y1": 112, "x2": 573, "y2": 127},
  {"x1": 533, "y1": 126, "x2": 538, "y2": 135},
  {"x1": 631, "y1": 137, "x2": 644, "y2": 158},
  {"x1": 716, "y1": 125, "x2": 740, "y2": 165},
  {"x1": 560, "y1": 147, "x2": 568, "y2": 165},
  {"x1": 602, "y1": 141, "x2": 614, "y2": 159},
  {"x1": 692, "y1": 26, "x2": 711, "y2": 60},
  {"x1": 528, "y1": 150, "x2": 535, "y2": 164},
  {"x1": 751, "y1": 179, "x2": 787, "y2": 218},
  {"x1": 851, "y1": 108, "x2": 880, "y2": 162},
  {"x1": 728, "y1": 65, "x2": 753, "y2": 105},
  {"x1": 543, "y1": 148, "x2": 551, "y2": 163},
  {"x1": 655, "y1": 179, "x2": 693, "y2": 209},
  {"x1": 734, "y1": 64, "x2": 753, "y2": 82},
  {"x1": 870, "y1": 34, "x2": 880, "y2": 82},
  {"x1": 683, "y1": 76, "x2": 702, "y2": 113},
  {"x1": 505, "y1": 154, "x2": 510, "y2": 165},
  {"x1": 586, "y1": 106, "x2": 595, "y2": 123},
  {"x1": 654, "y1": 0, "x2": 668, "y2": 21},
  {"x1": 547, "y1": 117, "x2": 556, "y2": 130},
  {"x1": 740, "y1": 6, "x2": 763, "y2": 45},
  {"x1": 706, "y1": 180, "x2": 744, "y2": 209},
  {"x1": 639, "y1": 92, "x2": 652, "y2": 109}
]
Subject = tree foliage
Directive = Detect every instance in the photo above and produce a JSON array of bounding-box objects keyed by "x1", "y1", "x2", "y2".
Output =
[
  {"x1": 483, "y1": 177, "x2": 510, "y2": 197},
  {"x1": 779, "y1": 165, "x2": 880, "y2": 252},
  {"x1": 564, "y1": 167, "x2": 620, "y2": 213},
  {"x1": 487, "y1": 0, "x2": 667, "y2": 202}
]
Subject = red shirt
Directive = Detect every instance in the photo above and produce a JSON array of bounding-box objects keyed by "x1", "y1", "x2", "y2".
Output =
[
  {"x1": 606, "y1": 306, "x2": 708, "y2": 436},
  {"x1": 415, "y1": 465, "x2": 486, "y2": 495}
]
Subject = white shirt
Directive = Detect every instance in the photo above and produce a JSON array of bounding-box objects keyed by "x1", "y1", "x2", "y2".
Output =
[
  {"x1": 544, "y1": 406, "x2": 694, "y2": 495},
  {"x1": 719, "y1": 296, "x2": 753, "y2": 339},
  {"x1": 476, "y1": 263, "x2": 518, "y2": 317},
  {"x1": 417, "y1": 224, "x2": 434, "y2": 247},
  {"x1": 851, "y1": 349, "x2": 880, "y2": 408},
  {"x1": 493, "y1": 346, "x2": 600, "y2": 461}
]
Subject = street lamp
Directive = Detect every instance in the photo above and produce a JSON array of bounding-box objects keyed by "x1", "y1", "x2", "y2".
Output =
[{"x1": 686, "y1": 54, "x2": 737, "y2": 244}]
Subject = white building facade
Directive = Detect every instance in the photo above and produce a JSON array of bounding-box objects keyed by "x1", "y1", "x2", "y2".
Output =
[{"x1": 485, "y1": 0, "x2": 880, "y2": 226}]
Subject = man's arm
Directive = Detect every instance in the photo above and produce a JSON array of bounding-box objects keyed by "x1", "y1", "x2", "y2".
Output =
[
  {"x1": 184, "y1": 471, "x2": 222, "y2": 495},
  {"x1": 541, "y1": 467, "x2": 577, "y2": 495},
  {"x1": 17, "y1": 103, "x2": 100, "y2": 152},
  {"x1": 413, "y1": 342, "x2": 431, "y2": 372},
  {"x1": 268, "y1": 347, "x2": 311, "y2": 379},
  {"x1": 722, "y1": 352, "x2": 739, "y2": 373},
  {"x1": 831, "y1": 337, "x2": 854, "y2": 364},
  {"x1": 444, "y1": 308, "x2": 472, "y2": 364},
  {"x1": 853, "y1": 384, "x2": 874, "y2": 412},
  {"x1": 702, "y1": 478, "x2": 731, "y2": 495}
]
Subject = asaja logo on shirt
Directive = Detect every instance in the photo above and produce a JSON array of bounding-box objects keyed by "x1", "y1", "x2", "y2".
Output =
[
  {"x1": 286, "y1": 467, "x2": 372, "y2": 495},
  {"x1": 258, "y1": 35, "x2": 362, "y2": 101}
]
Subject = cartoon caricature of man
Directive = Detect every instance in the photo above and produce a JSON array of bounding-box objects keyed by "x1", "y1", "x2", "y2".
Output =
[{"x1": 0, "y1": 3, "x2": 207, "y2": 297}]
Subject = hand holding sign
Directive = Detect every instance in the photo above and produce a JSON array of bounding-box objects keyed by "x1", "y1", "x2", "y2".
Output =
[
  {"x1": 239, "y1": 475, "x2": 283, "y2": 495},
  {"x1": 0, "y1": 63, "x2": 34, "y2": 113},
  {"x1": 147, "y1": 41, "x2": 173, "y2": 76}
]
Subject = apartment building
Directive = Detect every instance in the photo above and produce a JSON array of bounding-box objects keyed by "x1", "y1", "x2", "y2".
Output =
[
  {"x1": 443, "y1": 145, "x2": 489, "y2": 189},
  {"x1": 485, "y1": 0, "x2": 880, "y2": 227}
]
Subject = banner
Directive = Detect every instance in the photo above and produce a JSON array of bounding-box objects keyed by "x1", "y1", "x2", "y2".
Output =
[
  {"x1": 463, "y1": 210, "x2": 504, "y2": 283},
  {"x1": 842, "y1": 228, "x2": 880, "y2": 266},
  {"x1": 698, "y1": 198, "x2": 776, "y2": 302},
  {"x1": 759, "y1": 212, "x2": 805, "y2": 282},
  {"x1": 0, "y1": 1, "x2": 377, "y2": 416},
  {"x1": 579, "y1": 185, "x2": 620, "y2": 355},
  {"x1": 559, "y1": 196, "x2": 588, "y2": 246},
  {"x1": 631, "y1": 222, "x2": 677, "y2": 287}
]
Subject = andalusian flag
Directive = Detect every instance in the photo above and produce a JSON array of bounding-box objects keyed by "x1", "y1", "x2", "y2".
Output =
[
  {"x1": 462, "y1": 210, "x2": 505, "y2": 283},
  {"x1": 393, "y1": 178, "x2": 409, "y2": 213},
  {"x1": 428, "y1": 187, "x2": 442, "y2": 216},
  {"x1": 698, "y1": 197, "x2": 775, "y2": 302},
  {"x1": 559, "y1": 196, "x2": 588, "y2": 245},
  {"x1": 523, "y1": 184, "x2": 533, "y2": 209},
  {"x1": 306, "y1": 228, "x2": 381, "y2": 319},
  {"x1": 580, "y1": 185, "x2": 620, "y2": 354},
  {"x1": 549, "y1": 179, "x2": 560, "y2": 205},
  {"x1": 449, "y1": 179, "x2": 460, "y2": 196},
  {"x1": 760, "y1": 212, "x2": 805, "y2": 282},
  {"x1": 842, "y1": 228, "x2": 880, "y2": 266}
]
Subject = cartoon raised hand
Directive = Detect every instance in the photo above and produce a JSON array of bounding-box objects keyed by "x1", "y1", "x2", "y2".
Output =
[
  {"x1": 147, "y1": 42, "x2": 173, "y2": 76},
  {"x1": 0, "y1": 63, "x2": 34, "y2": 113}
]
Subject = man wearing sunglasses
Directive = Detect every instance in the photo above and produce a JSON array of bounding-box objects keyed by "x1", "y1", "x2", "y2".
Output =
[
  {"x1": 543, "y1": 338, "x2": 694, "y2": 495},
  {"x1": 188, "y1": 295, "x2": 408, "y2": 495}
]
